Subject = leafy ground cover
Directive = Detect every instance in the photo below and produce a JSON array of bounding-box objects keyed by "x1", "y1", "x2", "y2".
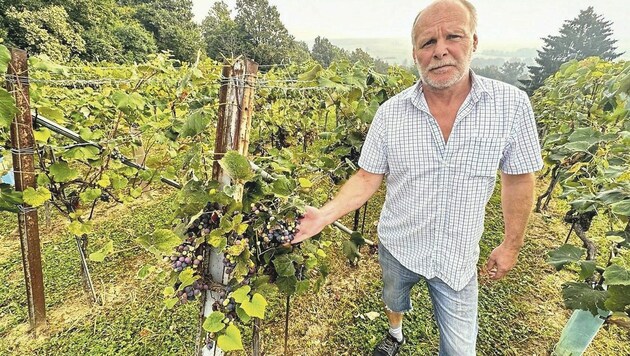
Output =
[{"x1": 1, "y1": 181, "x2": 629, "y2": 355}]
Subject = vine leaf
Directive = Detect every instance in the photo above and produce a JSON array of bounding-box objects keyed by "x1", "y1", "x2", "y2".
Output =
[
  {"x1": 217, "y1": 324, "x2": 243, "y2": 351},
  {"x1": 0, "y1": 183, "x2": 22, "y2": 213},
  {"x1": 50, "y1": 162, "x2": 79, "y2": 183},
  {"x1": 68, "y1": 220, "x2": 93, "y2": 235},
  {"x1": 136, "y1": 228, "x2": 181, "y2": 257},
  {"x1": 181, "y1": 109, "x2": 210, "y2": 137},
  {"x1": 561, "y1": 282, "x2": 608, "y2": 316},
  {"x1": 33, "y1": 127, "x2": 51, "y2": 143},
  {"x1": 611, "y1": 200, "x2": 630, "y2": 216},
  {"x1": 236, "y1": 306, "x2": 251, "y2": 323},
  {"x1": 231, "y1": 285, "x2": 251, "y2": 304},
  {"x1": 298, "y1": 177, "x2": 313, "y2": 188},
  {"x1": 177, "y1": 268, "x2": 198, "y2": 289},
  {"x1": 605, "y1": 285, "x2": 630, "y2": 312},
  {"x1": 38, "y1": 106, "x2": 64, "y2": 123},
  {"x1": 578, "y1": 261, "x2": 597, "y2": 280},
  {"x1": 202, "y1": 311, "x2": 226, "y2": 333},
  {"x1": 0, "y1": 44, "x2": 9, "y2": 73},
  {"x1": 603, "y1": 265, "x2": 630, "y2": 286},
  {"x1": 219, "y1": 151, "x2": 254, "y2": 182},
  {"x1": 89, "y1": 240, "x2": 114, "y2": 262},
  {"x1": 276, "y1": 275, "x2": 297, "y2": 295},
  {"x1": 0, "y1": 88, "x2": 17, "y2": 128},
  {"x1": 80, "y1": 188, "x2": 102, "y2": 203},
  {"x1": 22, "y1": 187, "x2": 50, "y2": 207},
  {"x1": 273, "y1": 254, "x2": 295, "y2": 277},
  {"x1": 271, "y1": 176, "x2": 295, "y2": 197},
  {"x1": 342, "y1": 231, "x2": 366, "y2": 265},
  {"x1": 547, "y1": 244, "x2": 584, "y2": 270},
  {"x1": 240, "y1": 293, "x2": 267, "y2": 319},
  {"x1": 112, "y1": 91, "x2": 145, "y2": 113}
]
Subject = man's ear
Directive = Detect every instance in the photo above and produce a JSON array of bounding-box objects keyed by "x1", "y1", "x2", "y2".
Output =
[{"x1": 473, "y1": 34, "x2": 478, "y2": 52}]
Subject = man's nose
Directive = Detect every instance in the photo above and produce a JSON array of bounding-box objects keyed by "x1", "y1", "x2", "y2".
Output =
[{"x1": 433, "y1": 40, "x2": 448, "y2": 59}]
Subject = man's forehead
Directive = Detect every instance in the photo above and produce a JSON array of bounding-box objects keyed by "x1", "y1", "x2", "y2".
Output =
[{"x1": 415, "y1": 1, "x2": 472, "y2": 31}]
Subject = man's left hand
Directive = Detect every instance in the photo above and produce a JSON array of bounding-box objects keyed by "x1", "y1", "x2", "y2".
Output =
[{"x1": 484, "y1": 243, "x2": 520, "y2": 280}]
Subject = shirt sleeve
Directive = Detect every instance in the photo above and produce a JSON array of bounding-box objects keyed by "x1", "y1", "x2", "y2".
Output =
[
  {"x1": 358, "y1": 107, "x2": 389, "y2": 174},
  {"x1": 500, "y1": 90, "x2": 544, "y2": 175}
]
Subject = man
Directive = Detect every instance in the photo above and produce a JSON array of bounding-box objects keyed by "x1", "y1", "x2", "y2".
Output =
[{"x1": 292, "y1": 0, "x2": 543, "y2": 355}]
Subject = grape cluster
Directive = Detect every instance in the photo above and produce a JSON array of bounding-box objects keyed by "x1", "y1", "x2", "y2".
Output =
[
  {"x1": 176, "y1": 279, "x2": 209, "y2": 304},
  {"x1": 263, "y1": 218, "x2": 299, "y2": 245},
  {"x1": 185, "y1": 202, "x2": 223, "y2": 240},
  {"x1": 249, "y1": 202, "x2": 301, "y2": 248},
  {"x1": 164, "y1": 243, "x2": 203, "y2": 272}
]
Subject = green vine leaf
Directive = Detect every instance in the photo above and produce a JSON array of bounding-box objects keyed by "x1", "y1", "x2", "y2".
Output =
[
  {"x1": 611, "y1": 200, "x2": 630, "y2": 216},
  {"x1": 0, "y1": 183, "x2": 23, "y2": 212},
  {"x1": 177, "y1": 268, "x2": 199, "y2": 289},
  {"x1": 136, "y1": 228, "x2": 182, "y2": 257},
  {"x1": 217, "y1": 324, "x2": 243, "y2": 351},
  {"x1": 68, "y1": 220, "x2": 92, "y2": 236},
  {"x1": 50, "y1": 162, "x2": 79, "y2": 183},
  {"x1": 22, "y1": 187, "x2": 50, "y2": 207},
  {"x1": 0, "y1": 88, "x2": 17, "y2": 128},
  {"x1": 273, "y1": 254, "x2": 295, "y2": 277},
  {"x1": 218, "y1": 151, "x2": 254, "y2": 182},
  {"x1": 89, "y1": 240, "x2": 114, "y2": 262},
  {"x1": 562, "y1": 282, "x2": 608, "y2": 316},
  {"x1": 80, "y1": 188, "x2": 102, "y2": 203},
  {"x1": 231, "y1": 285, "x2": 251, "y2": 304},
  {"x1": 240, "y1": 293, "x2": 267, "y2": 319},
  {"x1": 547, "y1": 244, "x2": 584, "y2": 270},
  {"x1": 37, "y1": 106, "x2": 64, "y2": 123},
  {"x1": 603, "y1": 265, "x2": 630, "y2": 286},
  {"x1": 0, "y1": 44, "x2": 10, "y2": 74},
  {"x1": 604, "y1": 285, "x2": 630, "y2": 312},
  {"x1": 202, "y1": 311, "x2": 226, "y2": 333}
]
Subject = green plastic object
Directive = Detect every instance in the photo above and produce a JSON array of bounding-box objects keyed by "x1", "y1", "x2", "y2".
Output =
[{"x1": 553, "y1": 309, "x2": 610, "y2": 356}]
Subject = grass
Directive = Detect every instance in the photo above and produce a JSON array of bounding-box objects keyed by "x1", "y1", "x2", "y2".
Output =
[{"x1": 1, "y1": 178, "x2": 629, "y2": 355}]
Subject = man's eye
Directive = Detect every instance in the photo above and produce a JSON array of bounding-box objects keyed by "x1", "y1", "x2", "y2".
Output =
[{"x1": 422, "y1": 39, "x2": 436, "y2": 47}]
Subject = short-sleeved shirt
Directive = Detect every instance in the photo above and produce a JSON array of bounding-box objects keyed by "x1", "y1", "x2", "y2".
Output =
[{"x1": 358, "y1": 72, "x2": 543, "y2": 291}]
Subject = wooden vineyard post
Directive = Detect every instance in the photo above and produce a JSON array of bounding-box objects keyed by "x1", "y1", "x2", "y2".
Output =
[
  {"x1": 6, "y1": 48, "x2": 47, "y2": 330},
  {"x1": 197, "y1": 57, "x2": 259, "y2": 356}
]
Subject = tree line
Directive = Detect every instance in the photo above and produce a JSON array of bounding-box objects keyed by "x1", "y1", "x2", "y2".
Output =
[{"x1": 0, "y1": 1, "x2": 624, "y2": 92}]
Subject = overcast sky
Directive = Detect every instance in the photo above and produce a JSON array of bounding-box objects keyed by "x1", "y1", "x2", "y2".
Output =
[{"x1": 191, "y1": 0, "x2": 630, "y2": 56}]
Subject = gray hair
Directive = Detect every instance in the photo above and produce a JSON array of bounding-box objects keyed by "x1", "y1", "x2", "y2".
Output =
[{"x1": 411, "y1": 0, "x2": 478, "y2": 48}]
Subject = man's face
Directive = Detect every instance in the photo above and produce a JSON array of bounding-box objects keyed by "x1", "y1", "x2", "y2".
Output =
[{"x1": 412, "y1": 2, "x2": 477, "y2": 91}]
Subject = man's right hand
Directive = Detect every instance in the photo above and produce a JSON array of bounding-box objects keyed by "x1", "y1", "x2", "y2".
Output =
[{"x1": 292, "y1": 206, "x2": 328, "y2": 244}]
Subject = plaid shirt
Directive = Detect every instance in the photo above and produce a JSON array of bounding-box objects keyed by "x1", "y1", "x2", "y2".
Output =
[{"x1": 358, "y1": 72, "x2": 543, "y2": 291}]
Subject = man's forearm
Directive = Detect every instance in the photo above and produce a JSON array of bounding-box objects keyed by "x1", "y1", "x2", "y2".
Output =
[
  {"x1": 319, "y1": 169, "x2": 384, "y2": 225},
  {"x1": 501, "y1": 172, "x2": 536, "y2": 250}
]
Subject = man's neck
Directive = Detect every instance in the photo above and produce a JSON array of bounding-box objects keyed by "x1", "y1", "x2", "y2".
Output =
[{"x1": 423, "y1": 73, "x2": 473, "y2": 107}]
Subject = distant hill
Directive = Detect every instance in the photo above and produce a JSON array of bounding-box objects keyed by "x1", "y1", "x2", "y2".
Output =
[{"x1": 306, "y1": 37, "x2": 537, "y2": 67}]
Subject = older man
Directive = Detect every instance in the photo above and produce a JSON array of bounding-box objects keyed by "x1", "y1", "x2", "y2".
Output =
[{"x1": 293, "y1": 0, "x2": 543, "y2": 355}]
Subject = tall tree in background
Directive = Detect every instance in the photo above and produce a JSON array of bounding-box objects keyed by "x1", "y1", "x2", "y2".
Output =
[
  {"x1": 130, "y1": 0, "x2": 202, "y2": 62},
  {"x1": 234, "y1": 0, "x2": 296, "y2": 64},
  {"x1": 311, "y1": 36, "x2": 344, "y2": 67},
  {"x1": 524, "y1": 6, "x2": 623, "y2": 94},
  {"x1": 201, "y1": 1, "x2": 243, "y2": 60}
]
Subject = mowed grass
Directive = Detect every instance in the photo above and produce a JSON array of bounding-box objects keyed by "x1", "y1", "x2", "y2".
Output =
[{"x1": 1, "y1": 179, "x2": 629, "y2": 355}]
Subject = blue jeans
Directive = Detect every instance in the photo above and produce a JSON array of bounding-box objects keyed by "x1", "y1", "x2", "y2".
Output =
[{"x1": 378, "y1": 243, "x2": 478, "y2": 356}]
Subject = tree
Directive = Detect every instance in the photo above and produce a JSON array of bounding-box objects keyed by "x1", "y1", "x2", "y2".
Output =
[
  {"x1": 131, "y1": 0, "x2": 203, "y2": 62},
  {"x1": 201, "y1": 1, "x2": 243, "y2": 60},
  {"x1": 5, "y1": 5, "x2": 86, "y2": 62},
  {"x1": 524, "y1": 7, "x2": 623, "y2": 94},
  {"x1": 234, "y1": 0, "x2": 295, "y2": 65},
  {"x1": 311, "y1": 36, "x2": 341, "y2": 67}
]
